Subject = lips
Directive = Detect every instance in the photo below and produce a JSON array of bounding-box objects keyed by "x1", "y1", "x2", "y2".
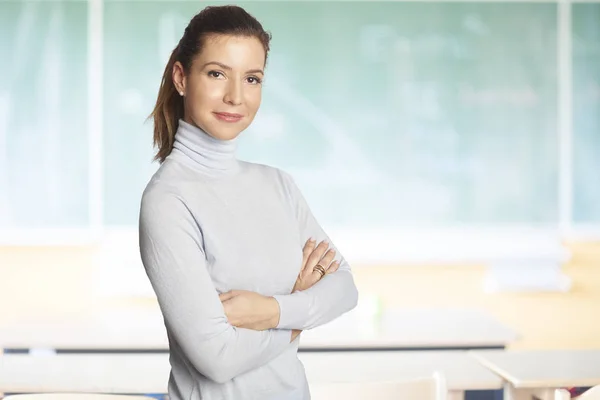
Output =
[{"x1": 213, "y1": 112, "x2": 243, "y2": 123}]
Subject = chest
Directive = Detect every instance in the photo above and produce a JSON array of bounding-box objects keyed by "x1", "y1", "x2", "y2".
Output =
[{"x1": 188, "y1": 175, "x2": 302, "y2": 296}]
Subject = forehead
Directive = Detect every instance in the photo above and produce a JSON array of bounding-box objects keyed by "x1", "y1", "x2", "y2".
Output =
[{"x1": 197, "y1": 34, "x2": 266, "y2": 69}]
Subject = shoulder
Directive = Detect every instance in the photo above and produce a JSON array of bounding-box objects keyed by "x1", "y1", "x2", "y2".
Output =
[
  {"x1": 139, "y1": 178, "x2": 200, "y2": 238},
  {"x1": 239, "y1": 161, "x2": 298, "y2": 191},
  {"x1": 140, "y1": 162, "x2": 190, "y2": 217},
  {"x1": 239, "y1": 160, "x2": 280, "y2": 176}
]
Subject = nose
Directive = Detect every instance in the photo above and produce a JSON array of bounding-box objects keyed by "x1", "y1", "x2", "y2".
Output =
[{"x1": 223, "y1": 80, "x2": 242, "y2": 106}]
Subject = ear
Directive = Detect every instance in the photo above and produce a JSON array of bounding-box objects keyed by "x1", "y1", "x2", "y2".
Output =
[{"x1": 172, "y1": 61, "x2": 187, "y2": 96}]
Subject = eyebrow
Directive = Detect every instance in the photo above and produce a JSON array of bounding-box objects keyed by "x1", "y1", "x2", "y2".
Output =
[{"x1": 201, "y1": 61, "x2": 264, "y2": 75}]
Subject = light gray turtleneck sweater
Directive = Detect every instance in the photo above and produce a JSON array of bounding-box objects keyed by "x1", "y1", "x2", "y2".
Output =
[{"x1": 139, "y1": 120, "x2": 358, "y2": 400}]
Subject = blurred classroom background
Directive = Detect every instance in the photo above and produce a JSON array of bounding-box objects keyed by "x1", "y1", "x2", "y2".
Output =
[{"x1": 0, "y1": 0, "x2": 599, "y2": 399}]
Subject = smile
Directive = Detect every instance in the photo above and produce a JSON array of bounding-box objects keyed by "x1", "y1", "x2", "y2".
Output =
[{"x1": 213, "y1": 112, "x2": 244, "y2": 123}]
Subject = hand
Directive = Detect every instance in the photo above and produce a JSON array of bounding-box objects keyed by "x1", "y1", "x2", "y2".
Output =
[
  {"x1": 292, "y1": 238, "x2": 340, "y2": 293},
  {"x1": 219, "y1": 290, "x2": 280, "y2": 331},
  {"x1": 291, "y1": 329, "x2": 301, "y2": 343}
]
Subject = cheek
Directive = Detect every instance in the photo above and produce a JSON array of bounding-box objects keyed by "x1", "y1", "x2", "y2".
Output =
[
  {"x1": 190, "y1": 80, "x2": 223, "y2": 108},
  {"x1": 202, "y1": 83, "x2": 226, "y2": 101},
  {"x1": 246, "y1": 89, "x2": 262, "y2": 114}
]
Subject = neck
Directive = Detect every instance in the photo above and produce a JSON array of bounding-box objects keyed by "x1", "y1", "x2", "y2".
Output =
[{"x1": 171, "y1": 119, "x2": 240, "y2": 176}]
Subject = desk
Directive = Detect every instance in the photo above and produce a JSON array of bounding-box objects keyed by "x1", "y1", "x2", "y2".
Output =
[
  {"x1": 0, "y1": 354, "x2": 169, "y2": 394},
  {"x1": 0, "y1": 351, "x2": 502, "y2": 400},
  {"x1": 0, "y1": 306, "x2": 169, "y2": 352},
  {"x1": 469, "y1": 349, "x2": 600, "y2": 400},
  {"x1": 0, "y1": 302, "x2": 517, "y2": 353},
  {"x1": 300, "y1": 351, "x2": 503, "y2": 400},
  {"x1": 300, "y1": 308, "x2": 518, "y2": 351}
]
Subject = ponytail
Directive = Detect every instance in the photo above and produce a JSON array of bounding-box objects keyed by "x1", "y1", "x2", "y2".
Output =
[{"x1": 149, "y1": 47, "x2": 184, "y2": 163}]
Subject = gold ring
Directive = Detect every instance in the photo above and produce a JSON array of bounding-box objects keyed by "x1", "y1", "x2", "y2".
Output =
[{"x1": 313, "y1": 264, "x2": 326, "y2": 277}]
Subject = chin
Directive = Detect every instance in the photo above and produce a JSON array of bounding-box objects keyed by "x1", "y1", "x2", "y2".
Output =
[
  {"x1": 210, "y1": 125, "x2": 245, "y2": 141},
  {"x1": 191, "y1": 116, "x2": 247, "y2": 141}
]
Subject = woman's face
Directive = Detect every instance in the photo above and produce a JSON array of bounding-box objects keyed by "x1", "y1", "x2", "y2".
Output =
[{"x1": 173, "y1": 34, "x2": 266, "y2": 140}]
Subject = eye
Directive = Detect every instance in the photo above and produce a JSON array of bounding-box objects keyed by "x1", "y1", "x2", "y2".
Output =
[
  {"x1": 247, "y1": 76, "x2": 262, "y2": 85},
  {"x1": 208, "y1": 70, "x2": 224, "y2": 78}
]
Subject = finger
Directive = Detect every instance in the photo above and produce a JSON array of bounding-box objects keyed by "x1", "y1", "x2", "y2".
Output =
[
  {"x1": 300, "y1": 239, "x2": 321, "y2": 279},
  {"x1": 328, "y1": 260, "x2": 341, "y2": 274},
  {"x1": 318, "y1": 248, "x2": 337, "y2": 272},
  {"x1": 222, "y1": 299, "x2": 232, "y2": 316},
  {"x1": 219, "y1": 290, "x2": 238, "y2": 302},
  {"x1": 310, "y1": 266, "x2": 327, "y2": 281},
  {"x1": 301, "y1": 238, "x2": 316, "y2": 273},
  {"x1": 304, "y1": 237, "x2": 316, "y2": 247},
  {"x1": 222, "y1": 299, "x2": 240, "y2": 325},
  {"x1": 306, "y1": 241, "x2": 331, "y2": 278},
  {"x1": 306, "y1": 240, "x2": 330, "y2": 269}
]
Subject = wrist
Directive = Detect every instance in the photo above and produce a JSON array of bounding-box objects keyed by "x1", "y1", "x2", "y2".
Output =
[{"x1": 268, "y1": 296, "x2": 281, "y2": 329}]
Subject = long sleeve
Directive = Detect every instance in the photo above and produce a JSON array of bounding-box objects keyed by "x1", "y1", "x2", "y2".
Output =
[
  {"x1": 272, "y1": 171, "x2": 359, "y2": 331},
  {"x1": 138, "y1": 186, "x2": 292, "y2": 384}
]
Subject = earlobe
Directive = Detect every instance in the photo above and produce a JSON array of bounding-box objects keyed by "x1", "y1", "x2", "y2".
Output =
[
  {"x1": 179, "y1": 76, "x2": 186, "y2": 97},
  {"x1": 172, "y1": 61, "x2": 186, "y2": 96},
  {"x1": 180, "y1": 78, "x2": 186, "y2": 97}
]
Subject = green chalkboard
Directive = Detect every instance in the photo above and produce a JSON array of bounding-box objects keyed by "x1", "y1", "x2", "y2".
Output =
[
  {"x1": 573, "y1": 3, "x2": 600, "y2": 223},
  {"x1": 6, "y1": 1, "x2": 598, "y2": 231},
  {"x1": 103, "y1": 1, "x2": 559, "y2": 227},
  {"x1": 0, "y1": 0, "x2": 89, "y2": 228}
]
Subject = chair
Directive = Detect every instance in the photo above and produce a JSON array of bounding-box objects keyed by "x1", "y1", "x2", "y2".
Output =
[
  {"x1": 555, "y1": 386, "x2": 600, "y2": 400},
  {"x1": 310, "y1": 371, "x2": 447, "y2": 400},
  {"x1": 577, "y1": 385, "x2": 600, "y2": 400},
  {"x1": 556, "y1": 389, "x2": 573, "y2": 400},
  {"x1": 2, "y1": 394, "x2": 159, "y2": 400}
]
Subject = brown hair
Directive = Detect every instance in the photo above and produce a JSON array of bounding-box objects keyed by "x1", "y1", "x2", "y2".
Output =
[{"x1": 149, "y1": 5, "x2": 272, "y2": 163}]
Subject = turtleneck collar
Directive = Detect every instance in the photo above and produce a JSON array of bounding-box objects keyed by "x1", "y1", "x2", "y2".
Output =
[{"x1": 171, "y1": 119, "x2": 240, "y2": 176}]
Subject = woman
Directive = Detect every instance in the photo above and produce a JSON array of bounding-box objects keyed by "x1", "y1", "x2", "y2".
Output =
[{"x1": 139, "y1": 5, "x2": 358, "y2": 400}]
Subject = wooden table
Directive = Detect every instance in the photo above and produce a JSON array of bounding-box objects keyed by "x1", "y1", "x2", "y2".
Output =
[
  {"x1": 0, "y1": 306, "x2": 169, "y2": 352},
  {"x1": 0, "y1": 351, "x2": 502, "y2": 400},
  {"x1": 0, "y1": 301, "x2": 517, "y2": 353},
  {"x1": 469, "y1": 349, "x2": 600, "y2": 400},
  {"x1": 0, "y1": 354, "x2": 169, "y2": 394},
  {"x1": 300, "y1": 351, "x2": 503, "y2": 400},
  {"x1": 300, "y1": 307, "x2": 518, "y2": 351}
]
